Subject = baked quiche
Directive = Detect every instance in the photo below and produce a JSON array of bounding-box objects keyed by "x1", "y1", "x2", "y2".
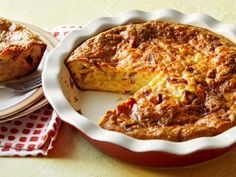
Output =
[
  {"x1": 0, "y1": 17, "x2": 46, "y2": 82},
  {"x1": 66, "y1": 20, "x2": 236, "y2": 141}
]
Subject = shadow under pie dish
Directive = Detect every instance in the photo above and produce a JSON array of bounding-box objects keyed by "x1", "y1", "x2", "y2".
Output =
[{"x1": 43, "y1": 9, "x2": 236, "y2": 166}]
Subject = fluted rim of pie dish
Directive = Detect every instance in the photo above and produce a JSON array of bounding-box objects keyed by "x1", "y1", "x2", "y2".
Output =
[{"x1": 42, "y1": 9, "x2": 236, "y2": 155}]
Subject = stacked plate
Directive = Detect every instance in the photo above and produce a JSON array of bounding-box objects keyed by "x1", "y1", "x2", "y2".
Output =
[{"x1": 0, "y1": 22, "x2": 58, "y2": 123}]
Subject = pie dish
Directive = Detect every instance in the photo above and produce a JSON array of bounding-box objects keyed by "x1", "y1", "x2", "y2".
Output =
[
  {"x1": 0, "y1": 17, "x2": 47, "y2": 82},
  {"x1": 43, "y1": 9, "x2": 236, "y2": 166},
  {"x1": 66, "y1": 20, "x2": 235, "y2": 142}
]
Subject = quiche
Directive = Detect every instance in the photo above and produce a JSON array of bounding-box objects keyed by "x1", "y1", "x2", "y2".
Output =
[
  {"x1": 0, "y1": 17, "x2": 47, "y2": 82},
  {"x1": 66, "y1": 20, "x2": 236, "y2": 141}
]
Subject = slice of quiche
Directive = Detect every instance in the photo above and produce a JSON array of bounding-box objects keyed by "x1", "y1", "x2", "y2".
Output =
[
  {"x1": 0, "y1": 17, "x2": 47, "y2": 82},
  {"x1": 66, "y1": 20, "x2": 236, "y2": 141}
]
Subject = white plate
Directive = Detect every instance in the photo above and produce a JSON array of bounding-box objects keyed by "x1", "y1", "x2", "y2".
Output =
[
  {"x1": 0, "y1": 97, "x2": 48, "y2": 123},
  {"x1": 43, "y1": 9, "x2": 236, "y2": 166},
  {"x1": 0, "y1": 21, "x2": 58, "y2": 119}
]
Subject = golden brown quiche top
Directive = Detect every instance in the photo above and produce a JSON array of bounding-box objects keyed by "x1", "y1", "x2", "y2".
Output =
[
  {"x1": 0, "y1": 17, "x2": 46, "y2": 82},
  {"x1": 66, "y1": 20, "x2": 236, "y2": 141}
]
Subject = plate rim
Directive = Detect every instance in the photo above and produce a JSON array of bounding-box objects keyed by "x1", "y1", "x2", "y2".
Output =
[
  {"x1": 0, "y1": 97, "x2": 48, "y2": 123},
  {"x1": 42, "y1": 9, "x2": 236, "y2": 155},
  {"x1": 0, "y1": 87, "x2": 43, "y2": 117}
]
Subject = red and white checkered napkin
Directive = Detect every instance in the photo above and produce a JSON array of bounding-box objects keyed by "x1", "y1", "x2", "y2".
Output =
[
  {"x1": 47, "y1": 25, "x2": 80, "y2": 40},
  {"x1": 0, "y1": 105, "x2": 60, "y2": 156},
  {"x1": 0, "y1": 26, "x2": 79, "y2": 156}
]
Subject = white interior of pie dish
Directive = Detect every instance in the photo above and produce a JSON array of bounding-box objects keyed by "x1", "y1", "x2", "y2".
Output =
[{"x1": 42, "y1": 9, "x2": 236, "y2": 155}]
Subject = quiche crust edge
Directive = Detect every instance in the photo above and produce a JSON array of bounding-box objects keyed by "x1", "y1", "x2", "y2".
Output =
[{"x1": 66, "y1": 20, "x2": 236, "y2": 141}]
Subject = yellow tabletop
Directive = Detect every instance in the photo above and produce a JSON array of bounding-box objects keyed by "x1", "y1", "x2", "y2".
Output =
[{"x1": 1, "y1": 0, "x2": 236, "y2": 176}]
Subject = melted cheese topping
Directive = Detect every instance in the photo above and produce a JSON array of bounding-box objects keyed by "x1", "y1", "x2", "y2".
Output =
[
  {"x1": 67, "y1": 20, "x2": 236, "y2": 141},
  {"x1": 0, "y1": 18, "x2": 40, "y2": 53}
]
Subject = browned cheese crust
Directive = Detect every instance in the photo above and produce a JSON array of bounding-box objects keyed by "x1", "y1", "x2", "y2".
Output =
[
  {"x1": 66, "y1": 20, "x2": 236, "y2": 141},
  {"x1": 0, "y1": 18, "x2": 47, "y2": 82}
]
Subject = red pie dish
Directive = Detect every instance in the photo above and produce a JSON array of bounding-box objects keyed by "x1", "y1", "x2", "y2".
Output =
[{"x1": 42, "y1": 9, "x2": 236, "y2": 167}]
